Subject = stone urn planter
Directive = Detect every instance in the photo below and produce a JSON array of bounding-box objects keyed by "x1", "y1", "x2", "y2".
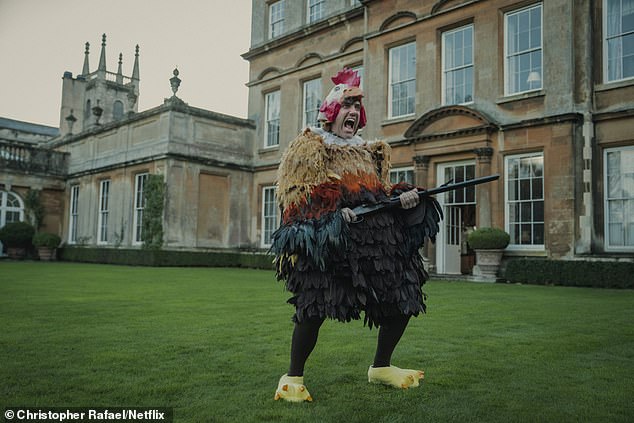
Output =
[
  {"x1": 473, "y1": 249, "x2": 505, "y2": 279},
  {"x1": 32, "y1": 232, "x2": 61, "y2": 261},
  {"x1": 36, "y1": 247, "x2": 56, "y2": 261},
  {"x1": 467, "y1": 227, "x2": 510, "y2": 282}
]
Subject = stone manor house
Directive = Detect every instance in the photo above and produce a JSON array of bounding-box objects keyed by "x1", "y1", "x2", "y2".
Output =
[{"x1": 1, "y1": 0, "x2": 633, "y2": 274}]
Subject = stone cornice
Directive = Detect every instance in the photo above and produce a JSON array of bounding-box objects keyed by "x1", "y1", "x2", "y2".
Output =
[
  {"x1": 47, "y1": 99, "x2": 255, "y2": 149},
  {"x1": 67, "y1": 152, "x2": 255, "y2": 179},
  {"x1": 365, "y1": 0, "x2": 484, "y2": 41},
  {"x1": 242, "y1": 8, "x2": 364, "y2": 61},
  {"x1": 591, "y1": 108, "x2": 634, "y2": 122},
  {"x1": 500, "y1": 113, "x2": 583, "y2": 131}
]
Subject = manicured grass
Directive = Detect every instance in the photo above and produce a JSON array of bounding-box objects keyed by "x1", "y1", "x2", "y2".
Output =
[{"x1": 1, "y1": 262, "x2": 632, "y2": 422}]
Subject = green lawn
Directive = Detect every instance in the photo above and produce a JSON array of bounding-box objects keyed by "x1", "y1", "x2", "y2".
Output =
[{"x1": 1, "y1": 262, "x2": 632, "y2": 422}]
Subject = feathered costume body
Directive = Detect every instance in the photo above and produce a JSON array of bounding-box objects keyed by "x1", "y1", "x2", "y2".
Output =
[{"x1": 271, "y1": 129, "x2": 441, "y2": 328}]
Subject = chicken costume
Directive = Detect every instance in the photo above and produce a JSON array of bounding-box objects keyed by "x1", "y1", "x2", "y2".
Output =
[{"x1": 271, "y1": 69, "x2": 441, "y2": 402}]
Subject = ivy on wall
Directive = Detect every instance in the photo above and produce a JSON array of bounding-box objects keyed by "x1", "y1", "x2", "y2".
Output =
[
  {"x1": 142, "y1": 174, "x2": 165, "y2": 250},
  {"x1": 25, "y1": 189, "x2": 45, "y2": 230}
]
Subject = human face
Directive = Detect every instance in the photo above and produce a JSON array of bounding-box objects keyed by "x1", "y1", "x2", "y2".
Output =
[{"x1": 331, "y1": 98, "x2": 361, "y2": 139}]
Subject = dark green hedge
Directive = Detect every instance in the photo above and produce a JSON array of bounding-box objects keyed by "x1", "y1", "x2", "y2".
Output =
[
  {"x1": 504, "y1": 258, "x2": 634, "y2": 289},
  {"x1": 58, "y1": 247, "x2": 274, "y2": 270}
]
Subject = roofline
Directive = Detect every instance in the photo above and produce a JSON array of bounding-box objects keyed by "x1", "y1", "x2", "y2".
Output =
[{"x1": 0, "y1": 116, "x2": 60, "y2": 137}]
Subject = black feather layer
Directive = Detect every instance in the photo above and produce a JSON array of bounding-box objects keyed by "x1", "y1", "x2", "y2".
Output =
[{"x1": 271, "y1": 187, "x2": 442, "y2": 328}]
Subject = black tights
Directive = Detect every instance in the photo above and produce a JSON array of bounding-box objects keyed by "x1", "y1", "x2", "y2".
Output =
[{"x1": 287, "y1": 314, "x2": 411, "y2": 377}]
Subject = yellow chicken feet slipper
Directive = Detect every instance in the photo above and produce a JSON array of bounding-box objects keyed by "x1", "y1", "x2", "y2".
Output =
[
  {"x1": 368, "y1": 365, "x2": 425, "y2": 389},
  {"x1": 274, "y1": 374, "x2": 313, "y2": 402}
]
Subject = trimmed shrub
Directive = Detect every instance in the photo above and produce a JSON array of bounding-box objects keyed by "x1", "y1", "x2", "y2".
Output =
[
  {"x1": 468, "y1": 227, "x2": 510, "y2": 250},
  {"x1": 142, "y1": 174, "x2": 165, "y2": 250},
  {"x1": 0, "y1": 221, "x2": 36, "y2": 248},
  {"x1": 32, "y1": 232, "x2": 62, "y2": 249},
  {"x1": 58, "y1": 247, "x2": 274, "y2": 270},
  {"x1": 504, "y1": 258, "x2": 634, "y2": 289}
]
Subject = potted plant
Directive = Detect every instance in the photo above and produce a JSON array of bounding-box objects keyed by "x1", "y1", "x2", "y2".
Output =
[
  {"x1": 467, "y1": 227, "x2": 510, "y2": 281},
  {"x1": 0, "y1": 221, "x2": 35, "y2": 259},
  {"x1": 32, "y1": 232, "x2": 61, "y2": 261}
]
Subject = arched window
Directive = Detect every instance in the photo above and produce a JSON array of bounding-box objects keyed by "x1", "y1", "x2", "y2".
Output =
[
  {"x1": 0, "y1": 191, "x2": 24, "y2": 228},
  {"x1": 0, "y1": 191, "x2": 25, "y2": 254},
  {"x1": 113, "y1": 100, "x2": 124, "y2": 120}
]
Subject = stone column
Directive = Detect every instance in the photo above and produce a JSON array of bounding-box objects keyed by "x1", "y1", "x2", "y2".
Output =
[
  {"x1": 474, "y1": 147, "x2": 493, "y2": 228},
  {"x1": 413, "y1": 154, "x2": 435, "y2": 272},
  {"x1": 413, "y1": 154, "x2": 430, "y2": 187}
]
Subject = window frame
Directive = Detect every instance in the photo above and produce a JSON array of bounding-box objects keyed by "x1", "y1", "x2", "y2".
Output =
[
  {"x1": 302, "y1": 77, "x2": 322, "y2": 129},
  {"x1": 0, "y1": 191, "x2": 24, "y2": 229},
  {"x1": 504, "y1": 3, "x2": 543, "y2": 96},
  {"x1": 389, "y1": 167, "x2": 415, "y2": 185},
  {"x1": 261, "y1": 186, "x2": 279, "y2": 248},
  {"x1": 68, "y1": 185, "x2": 80, "y2": 244},
  {"x1": 269, "y1": 0, "x2": 286, "y2": 39},
  {"x1": 504, "y1": 152, "x2": 545, "y2": 251},
  {"x1": 603, "y1": 145, "x2": 634, "y2": 251},
  {"x1": 307, "y1": 0, "x2": 324, "y2": 23},
  {"x1": 441, "y1": 24, "x2": 475, "y2": 105},
  {"x1": 441, "y1": 162, "x2": 477, "y2": 205},
  {"x1": 264, "y1": 90, "x2": 281, "y2": 148},
  {"x1": 133, "y1": 173, "x2": 148, "y2": 245},
  {"x1": 603, "y1": 0, "x2": 634, "y2": 83},
  {"x1": 388, "y1": 41, "x2": 417, "y2": 119},
  {"x1": 97, "y1": 179, "x2": 110, "y2": 245}
]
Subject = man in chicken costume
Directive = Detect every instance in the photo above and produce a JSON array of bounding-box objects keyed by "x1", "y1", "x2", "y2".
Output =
[{"x1": 271, "y1": 68, "x2": 441, "y2": 402}]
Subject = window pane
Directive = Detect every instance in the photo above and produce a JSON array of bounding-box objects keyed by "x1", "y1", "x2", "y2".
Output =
[
  {"x1": 509, "y1": 179, "x2": 518, "y2": 201},
  {"x1": 456, "y1": 166, "x2": 465, "y2": 183},
  {"x1": 520, "y1": 201, "x2": 532, "y2": 222},
  {"x1": 605, "y1": 147, "x2": 634, "y2": 248},
  {"x1": 390, "y1": 43, "x2": 416, "y2": 117},
  {"x1": 623, "y1": 0, "x2": 634, "y2": 33},
  {"x1": 533, "y1": 201, "x2": 544, "y2": 222},
  {"x1": 507, "y1": 4, "x2": 542, "y2": 94},
  {"x1": 520, "y1": 224, "x2": 532, "y2": 244},
  {"x1": 506, "y1": 152, "x2": 544, "y2": 246},
  {"x1": 533, "y1": 223, "x2": 544, "y2": 244},
  {"x1": 7, "y1": 211, "x2": 20, "y2": 223},
  {"x1": 7, "y1": 193, "x2": 19, "y2": 208},
  {"x1": 270, "y1": 1, "x2": 285, "y2": 38},
  {"x1": 532, "y1": 178, "x2": 543, "y2": 200},
  {"x1": 466, "y1": 186, "x2": 475, "y2": 203},
  {"x1": 508, "y1": 14, "x2": 518, "y2": 54},
  {"x1": 262, "y1": 187, "x2": 278, "y2": 245},
  {"x1": 303, "y1": 78, "x2": 322, "y2": 128},
  {"x1": 265, "y1": 91, "x2": 280, "y2": 147},
  {"x1": 520, "y1": 179, "x2": 531, "y2": 200},
  {"x1": 455, "y1": 186, "x2": 464, "y2": 203},
  {"x1": 509, "y1": 203, "x2": 518, "y2": 222},
  {"x1": 511, "y1": 223, "x2": 520, "y2": 244},
  {"x1": 443, "y1": 25, "x2": 474, "y2": 105},
  {"x1": 624, "y1": 33, "x2": 634, "y2": 78}
]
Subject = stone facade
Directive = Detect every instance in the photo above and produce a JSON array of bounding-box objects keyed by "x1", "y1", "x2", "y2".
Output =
[
  {"x1": 243, "y1": 0, "x2": 634, "y2": 273},
  {"x1": 1, "y1": 35, "x2": 256, "y2": 253}
]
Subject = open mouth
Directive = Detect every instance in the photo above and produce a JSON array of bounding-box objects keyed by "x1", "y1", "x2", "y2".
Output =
[{"x1": 344, "y1": 116, "x2": 357, "y2": 130}]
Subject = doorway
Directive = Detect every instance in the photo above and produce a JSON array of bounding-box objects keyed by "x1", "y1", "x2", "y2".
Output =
[{"x1": 436, "y1": 161, "x2": 476, "y2": 274}]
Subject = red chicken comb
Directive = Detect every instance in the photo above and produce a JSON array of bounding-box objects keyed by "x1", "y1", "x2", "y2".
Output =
[{"x1": 331, "y1": 68, "x2": 361, "y2": 87}]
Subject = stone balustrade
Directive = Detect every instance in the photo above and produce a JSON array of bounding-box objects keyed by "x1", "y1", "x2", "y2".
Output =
[{"x1": 0, "y1": 141, "x2": 69, "y2": 176}]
